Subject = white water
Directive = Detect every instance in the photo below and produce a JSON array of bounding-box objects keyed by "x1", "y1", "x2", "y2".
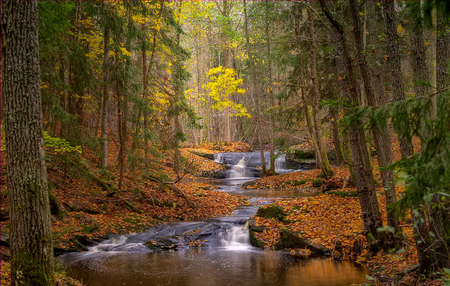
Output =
[
  {"x1": 219, "y1": 226, "x2": 252, "y2": 251},
  {"x1": 228, "y1": 157, "x2": 254, "y2": 178}
]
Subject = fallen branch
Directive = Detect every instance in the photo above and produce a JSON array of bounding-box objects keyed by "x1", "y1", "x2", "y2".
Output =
[
  {"x1": 143, "y1": 174, "x2": 196, "y2": 208},
  {"x1": 124, "y1": 200, "x2": 144, "y2": 214}
]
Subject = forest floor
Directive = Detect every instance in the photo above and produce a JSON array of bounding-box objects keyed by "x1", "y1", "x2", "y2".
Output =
[
  {"x1": 0, "y1": 141, "x2": 250, "y2": 285},
  {"x1": 0, "y1": 140, "x2": 446, "y2": 285}
]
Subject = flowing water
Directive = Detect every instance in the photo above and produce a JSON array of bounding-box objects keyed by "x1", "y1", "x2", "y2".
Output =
[{"x1": 60, "y1": 152, "x2": 368, "y2": 286}]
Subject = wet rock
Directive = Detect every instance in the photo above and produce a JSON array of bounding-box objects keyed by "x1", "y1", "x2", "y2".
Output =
[
  {"x1": 0, "y1": 233, "x2": 10, "y2": 247},
  {"x1": 147, "y1": 236, "x2": 180, "y2": 250},
  {"x1": 241, "y1": 180, "x2": 258, "y2": 188},
  {"x1": 255, "y1": 205, "x2": 286, "y2": 221},
  {"x1": 198, "y1": 170, "x2": 226, "y2": 179},
  {"x1": 249, "y1": 229, "x2": 266, "y2": 248},
  {"x1": 277, "y1": 228, "x2": 329, "y2": 256}
]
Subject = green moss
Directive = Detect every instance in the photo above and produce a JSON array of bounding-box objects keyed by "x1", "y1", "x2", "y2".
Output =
[
  {"x1": 14, "y1": 249, "x2": 54, "y2": 285},
  {"x1": 256, "y1": 205, "x2": 286, "y2": 221},
  {"x1": 329, "y1": 191, "x2": 358, "y2": 198},
  {"x1": 291, "y1": 150, "x2": 315, "y2": 160},
  {"x1": 312, "y1": 179, "x2": 323, "y2": 187},
  {"x1": 290, "y1": 179, "x2": 308, "y2": 186},
  {"x1": 249, "y1": 229, "x2": 266, "y2": 248}
]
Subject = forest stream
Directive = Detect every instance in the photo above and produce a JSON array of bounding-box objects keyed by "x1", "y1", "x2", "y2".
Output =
[{"x1": 60, "y1": 152, "x2": 369, "y2": 286}]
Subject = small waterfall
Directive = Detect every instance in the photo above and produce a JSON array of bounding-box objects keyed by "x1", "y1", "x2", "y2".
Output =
[
  {"x1": 228, "y1": 157, "x2": 254, "y2": 178},
  {"x1": 88, "y1": 235, "x2": 148, "y2": 253},
  {"x1": 219, "y1": 226, "x2": 251, "y2": 250},
  {"x1": 274, "y1": 154, "x2": 286, "y2": 173}
]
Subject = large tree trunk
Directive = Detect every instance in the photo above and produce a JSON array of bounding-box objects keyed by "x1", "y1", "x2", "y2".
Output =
[
  {"x1": 308, "y1": 8, "x2": 333, "y2": 179},
  {"x1": 100, "y1": 24, "x2": 110, "y2": 169},
  {"x1": 383, "y1": 0, "x2": 437, "y2": 272},
  {"x1": 3, "y1": 2, "x2": 55, "y2": 285},
  {"x1": 350, "y1": 0, "x2": 400, "y2": 237},
  {"x1": 320, "y1": 0, "x2": 384, "y2": 250},
  {"x1": 428, "y1": 11, "x2": 450, "y2": 270}
]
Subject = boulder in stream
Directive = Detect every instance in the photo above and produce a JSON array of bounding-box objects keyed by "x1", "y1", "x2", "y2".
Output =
[{"x1": 277, "y1": 228, "x2": 330, "y2": 256}]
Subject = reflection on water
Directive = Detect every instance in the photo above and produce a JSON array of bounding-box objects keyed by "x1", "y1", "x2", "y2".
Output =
[
  {"x1": 63, "y1": 249, "x2": 368, "y2": 286},
  {"x1": 62, "y1": 154, "x2": 368, "y2": 286}
]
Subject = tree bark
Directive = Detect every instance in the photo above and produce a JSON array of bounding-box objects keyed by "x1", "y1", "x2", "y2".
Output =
[
  {"x1": 294, "y1": 3, "x2": 323, "y2": 172},
  {"x1": 382, "y1": 0, "x2": 414, "y2": 158},
  {"x1": 320, "y1": 0, "x2": 384, "y2": 250},
  {"x1": 244, "y1": 0, "x2": 266, "y2": 175},
  {"x1": 308, "y1": 8, "x2": 333, "y2": 179},
  {"x1": 350, "y1": 0, "x2": 400, "y2": 236},
  {"x1": 3, "y1": 2, "x2": 55, "y2": 285}
]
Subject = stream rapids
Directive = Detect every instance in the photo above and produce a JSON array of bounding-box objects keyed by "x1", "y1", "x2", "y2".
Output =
[{"x1": 60, "y1": 152, "x2": 368, "y2": 286}]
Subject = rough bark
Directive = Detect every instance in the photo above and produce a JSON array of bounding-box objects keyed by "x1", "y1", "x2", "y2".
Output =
[
  {"x1": 308, "y1": 8, "x2": 333, "y2": 179},
  {"x1": 350, "y1": 0, "x2": 400, "y2": 236},
  {"x1": 429, "y1": 12, "x2": 450, "y2": 270},
  {"x1": 3, "y1": 2, "x2": 55, "y2": 284},
  {"x1": 330, "y1": 106, "x2": 344, "y2": 166},
  {"x1": 382, "y1": 0, "x2": 414, "y2": 158},
  {"x1": 320, "y1": 0, "x2": 384, "y2": 250}
]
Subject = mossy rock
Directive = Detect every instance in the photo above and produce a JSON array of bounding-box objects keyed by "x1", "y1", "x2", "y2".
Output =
[
  {"x1": 312, "y1": 178, "x2": 323, "y2": 188},
  {"x1": 189, "y1": 151, "x2": 214, "y2": 160},
  {"x1": 276, "y1": 228, "x2": 329, "y2": 256},
  {"x1": 290, "y1": 150, "x2": 316, "y2": 160},
  {"x1": 291, "y1": 179, "x2": 308, "y2": 186},
  {"x1": 242, "y1": 180, "x2": 258, "y2": 188},
  {"x1": 256, "y1": 205, "x2": 286, "y2": 221},
  {"x1": 249, "y1": 229, "x2": 266, "y2": 248}
]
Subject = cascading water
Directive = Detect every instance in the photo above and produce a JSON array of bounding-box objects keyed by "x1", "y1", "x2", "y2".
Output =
[
  {"x1": 228, "y1": 157, "x2": 254, "y2": 178},
  {"x1": 60, "y1": 154, "x2": 369, "y2": 286},
  {"x1": 219, "y1": 226, "x2": 251, "y2": 250},
  {"x1": 214, "y1": 151, "x2": 300, "y2": 179}
]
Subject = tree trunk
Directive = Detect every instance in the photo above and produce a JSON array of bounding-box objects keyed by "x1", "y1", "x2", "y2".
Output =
[
  {"x1": 321, "y1": 0, "x2": 384, "y2": 250},
  {"x1": 382, "y1": 0, "x2": 414, "y2": 158},
  {"x1": 350, "y1": 0, "x2": 400, "y2": 236},
  {"x1": 330, "y1": 106, "x2": 344, "y2": 166},
  {"x1": 308, "y1": 8, "x2": 333, "y2": 179},
  {"x1": 3, "y1": 2, "x2": 55, "y2": 285},
  {"x1": 409, "y1": 3, "x2": 432, "y2": 148},
  {"x1": 142, "y1": 24, "x2": 148, "y2": 161},
  {"x1": 100, "y1": 24, "x2": 110, "y2": 169},
  {"x1": 383, "y1": 0, "x2": 436, "y2": 272},
  {"x1": 265, "y1": 0, "x2": 276, "y2": 173},
  {"x1": 222, "y1": 1, "x2": 231, "y2": 143},
  {"x1": 244, "y1": 0, "x2": 266, "y2": 175},
  {"x1": 428, "y1": 11, "x2": 450, "y2": 270},
  {"x1": 294, "y1": 3, "x2": 323, "y2": 172}
]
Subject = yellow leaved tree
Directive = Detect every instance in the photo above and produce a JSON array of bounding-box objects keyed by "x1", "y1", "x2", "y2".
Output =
[{"x1": 203, "y1": 66, "x2": 250, "y2": 118}]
